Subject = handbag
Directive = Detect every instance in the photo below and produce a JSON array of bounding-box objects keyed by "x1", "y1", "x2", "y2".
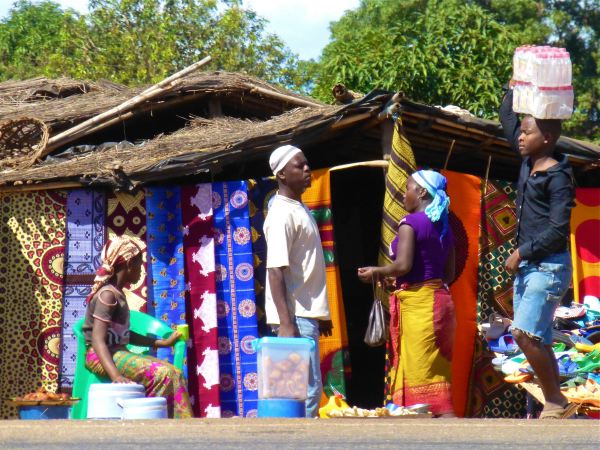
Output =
[{"x1": 364, "y1": 281, "x2": 389, "y2": 347}]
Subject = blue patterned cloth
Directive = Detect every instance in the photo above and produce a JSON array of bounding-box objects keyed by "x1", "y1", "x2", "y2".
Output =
[
  {"x1": 61, "y1": 190, "x2": 106, "y2": 387},
  {"x1": 247, "y1": 178, "x2": 278, "y2": 338},
  {"x1": 213, "y1": 181, "x2": 259, "y2": 417},
  {"x1": 145, "y1": 187, "x2": 187, "y2": 377}
]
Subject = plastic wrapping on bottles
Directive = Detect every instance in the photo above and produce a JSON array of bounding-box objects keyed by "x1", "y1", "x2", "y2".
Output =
[{"x1": 512, "y1": 45, "x2": 573, "y2": 119}]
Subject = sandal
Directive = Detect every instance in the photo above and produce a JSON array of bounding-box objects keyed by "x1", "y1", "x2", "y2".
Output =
[
  {"x1": 555, "y1": 304, "x2": 586, "y2": 320},
  {"x1": 482, "y1": 313, "x2": 512, "y2": 340},
  {"x1": 488, "y1": 333, "x2": 519, "y2": 354},
  {"x1": 539, "y1": 402, "x2": 579, "y2": 419}
]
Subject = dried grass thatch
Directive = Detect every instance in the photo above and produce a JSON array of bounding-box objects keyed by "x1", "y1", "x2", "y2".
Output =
[
  {"x1": 0, "y1": 72, "x2": 321, "y2": 131},
  {"x1": 0, "y1": 104, "x2": 343, "y2": 189}
]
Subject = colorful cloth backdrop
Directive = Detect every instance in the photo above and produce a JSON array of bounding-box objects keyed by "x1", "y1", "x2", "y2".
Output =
[
  {"x1": 570, "y1": 188, "x2": 600, "y2": 302},
  {"x1": 379, "y1": 118, "x2": 417, "y2": 404},
  {"x1": 247, "y1": 178, "x2": 278, "y2": 338},
  {"x1": 467, "y1": 180, "x2": 526, "y2": 418},
  {"x1": 145, "y1": 187, "x2": 187, "y2": 376},
  {"x1": 60, "y1": 190, "x2": 106, "y2": 388},
  {"x1": 213, "y1": 181, "x2": 259, "y2": 417},
  {"x1": 0, "y1": 191, "x2": 66, "y2": 419},
  {"x1": 182, "y1": 183, "x2": 220, "y2": 418},
  {"x1": 442, "y1": 170, "x2": 481, "y2": 417},
  {"x1": 302, "y1": 169, "x2": 350, "y2": 402},
  {"x1": 106, "y1": 191, "x2": 148, "y2": 312}
]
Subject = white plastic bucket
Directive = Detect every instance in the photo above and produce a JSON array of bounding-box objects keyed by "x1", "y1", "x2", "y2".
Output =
[
  {"x1": 87, "y1": 383, "x2": 145, "y2": 419},
  {"x1": 118, "y1": 397, "x2": 168, "y2": 420}
]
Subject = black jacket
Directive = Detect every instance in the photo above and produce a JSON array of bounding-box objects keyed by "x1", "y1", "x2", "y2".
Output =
[{"x1": 499, "y1": 89, "x2": 575, "y2": 262}]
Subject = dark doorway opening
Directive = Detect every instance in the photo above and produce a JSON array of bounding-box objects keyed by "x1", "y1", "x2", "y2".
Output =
[{"x1": 330, "y1": 166, "x2": 386, "y2": 408}]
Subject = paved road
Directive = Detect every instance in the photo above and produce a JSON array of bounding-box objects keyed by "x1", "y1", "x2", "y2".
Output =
[{"x1": 0, "y1": 418, "x2": 598, "y2": 449}]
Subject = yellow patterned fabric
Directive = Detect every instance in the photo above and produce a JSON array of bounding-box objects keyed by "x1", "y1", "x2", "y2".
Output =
[
  {"x1": 378, "y1": 118, "x2": 417, "y2": 277},
  {"x1": 0, "y1": 191, "x2": 67, "y2": 418},
  {"x1": 381, "y1": 118, "x2": 417, "y2": 404},
  {"x1": 106, "y1": 191, "x2": 148, "y2": 312}
]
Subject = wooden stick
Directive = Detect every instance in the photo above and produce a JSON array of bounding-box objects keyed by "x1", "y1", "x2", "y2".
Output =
[
  {"x1": 0, "y1": 180, "x2": 83, "y2": 193},
  {"x1": 247, "y1": 85, "x2": 322, "y2": 108},
  {"x1": 443, "y1": 139, "x2": 456, "y2": 170},
  {"x1": 484, "y1": 154, "x2": 492, "y2": 195},
  {"x1": 43, "y1": 56, "x2": 212, "y2": 155},
  {"x1": 330, "y1": 112, "x2": 374, "y2": 130},
  {"x1": 330, "y1": 160, "x2": 389, "y2": 171}
]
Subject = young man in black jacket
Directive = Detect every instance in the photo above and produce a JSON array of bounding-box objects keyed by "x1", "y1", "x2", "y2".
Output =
[{"x1": 499, "y1": 85, "x2": 577, "y2": 419}]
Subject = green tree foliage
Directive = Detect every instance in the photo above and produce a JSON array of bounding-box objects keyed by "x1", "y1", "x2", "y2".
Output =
[
  {"x1": 314, "y1": 0, "x2": 599, "y2": 142},
  {"x1": 0, "y1": 0, "x2": 310, "y2": 91},
  {"x1": 0, "y1": 0, "x2": 87, "y2": 79}
]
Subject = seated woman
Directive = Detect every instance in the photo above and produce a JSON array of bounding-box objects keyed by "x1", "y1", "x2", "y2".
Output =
[
  {"x1": 82, "y1": 235, "x2": 192, "y2": 418},
  {"x1": 358, "y1": 170, "x2": 456, "y2": 417}
]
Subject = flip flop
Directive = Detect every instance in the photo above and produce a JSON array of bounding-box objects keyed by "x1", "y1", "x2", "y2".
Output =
[
  {"x1": 488, "y1": 333, "x2": 518, "y2": 354},
  {"x1": 539, "y1": 402, "x2": 579, "y2": 419},
  {"x1": 504, "y1": 368, "x2": 532, "y2": 383},
  {"x1": 556, "y1": 354, "x2": 579, "y2": 378}
]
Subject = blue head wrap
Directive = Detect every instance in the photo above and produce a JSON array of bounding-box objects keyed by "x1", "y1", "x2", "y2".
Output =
[{"x1": 412, "y1": 170, "x2": 450, "y2": 240}]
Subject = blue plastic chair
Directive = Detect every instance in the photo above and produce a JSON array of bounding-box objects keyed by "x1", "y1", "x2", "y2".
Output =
[{"x1": 71, "y1": 311, "x2": 185, "y2": 419}]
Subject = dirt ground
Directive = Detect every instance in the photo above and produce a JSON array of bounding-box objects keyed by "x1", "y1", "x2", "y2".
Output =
[{"x1": 0, "y1": 418, "x2": 598, "y2": 449}]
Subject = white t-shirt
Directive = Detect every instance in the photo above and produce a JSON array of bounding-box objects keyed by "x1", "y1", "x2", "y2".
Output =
[{"x1": 264, "y1": 194, "x2": 330, "y2": 324}]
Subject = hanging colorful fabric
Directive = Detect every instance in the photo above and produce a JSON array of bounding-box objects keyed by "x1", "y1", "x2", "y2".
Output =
[
  {"x1": 145, "y1": 187, "x2": 187, "y2": 376},
  {"x1": 213, "y1": 181, "x2": 259, "y2": 418},
  {"x1": 247, "y1": 178, "x2": 278, "y2": 337},
  {"x1": 182, "y1": 183, "x2": 221, "y2": 418},
  {"x1": 302, "y1": 169, "x2": 350, "y2": 403},
  {"x1": 60, "y1": 189, "x2": 106, "y2": 388},
  {"x1": 378, "y1": 118, "x2": 416, "y2": 403},
  {"x1": 467, "y1": 179, "x2": 525, "y2": 418},
  {"x1": 442, "y1": 170, "x2": 481, "y2": 418},
  {"x1": 106, "y1": 191, "x2": 148, "y2": 312},
  {"x1": 570, "y1": 189, "x2": 600, "y2": 302},
  {"x1": 0, "y1": 191, "x2": 67, "y2": 419}
]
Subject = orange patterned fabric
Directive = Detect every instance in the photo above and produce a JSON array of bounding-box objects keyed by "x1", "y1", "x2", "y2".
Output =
[
  {"x1": 570, "y1": 189, "x2": 600, "y2": 302},
  {"x1": 442, "y1": 170, "x2": 481, "y2": 417},
  {"x1": 302, "y1": 169, "x2": 350, "y2": 402}
]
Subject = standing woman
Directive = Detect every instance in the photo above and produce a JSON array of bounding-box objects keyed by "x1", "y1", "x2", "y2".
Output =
[
  {"x1": 358, "y1": 170, "x2": 456, "y2": 417},
  {"x1": 82, "y1": 236, "x2": 193, "y2": 418}
]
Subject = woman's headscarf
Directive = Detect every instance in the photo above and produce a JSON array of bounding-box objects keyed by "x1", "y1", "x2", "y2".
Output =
[
  {"x1": 412, "y1": 170, "x2": 451, "y2": 240},
  {"x1": 89, "y1": 235, "x2": 146, "y2": 297}
]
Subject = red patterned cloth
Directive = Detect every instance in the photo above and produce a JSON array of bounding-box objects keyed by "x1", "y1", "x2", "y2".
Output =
[{"x1": 182, "y1": 184, "x2": 221, "y2": 418}]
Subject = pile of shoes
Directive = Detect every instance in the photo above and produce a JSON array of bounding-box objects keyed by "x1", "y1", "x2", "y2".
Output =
[{"x1": 488, "y1": 296, "x2": 600, "y2": 417}]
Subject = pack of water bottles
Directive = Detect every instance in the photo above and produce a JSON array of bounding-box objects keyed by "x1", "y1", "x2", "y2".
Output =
[{"x1": 512, "y1": 46, "x2": 574, "y2": 119}]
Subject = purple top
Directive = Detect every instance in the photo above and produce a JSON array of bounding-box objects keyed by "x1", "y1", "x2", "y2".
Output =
[{"x1": 389, "y1": 211, "x2": 454, "y2": 285}]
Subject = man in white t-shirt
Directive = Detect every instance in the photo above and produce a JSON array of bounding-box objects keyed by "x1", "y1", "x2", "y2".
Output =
[{"x1": 264, "y1": 144, "x2": 332, "y2": 418}]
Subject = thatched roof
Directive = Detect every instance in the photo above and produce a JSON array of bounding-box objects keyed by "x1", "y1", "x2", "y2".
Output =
[
  {"x1": 0, "y1": 72, "x2": 321, "y2": 132},
  {"x1": 0, "y1": 97, "x2": 372, "y2": 190},
  {"x1": 0, "y1": 75, "x2": 598, "y2": 192}
]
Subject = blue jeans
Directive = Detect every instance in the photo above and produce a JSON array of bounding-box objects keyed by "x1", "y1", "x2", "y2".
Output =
[
  {"x1": 512, "y1": 252, "x2": 572, "y2": 345},
  {"x1": 295, "y1": 317, "x2": 322, "y2": 418}
]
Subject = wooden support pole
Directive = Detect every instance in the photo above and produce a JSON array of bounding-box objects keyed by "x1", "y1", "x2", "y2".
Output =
[
  {"x1": 443, "y1": 139, "x2": 456, "y2": 170},
  {"x1": 0, "y1": 180, "x2": 84, "y2": 193},
  {"x1": 247, "y1": 85, "x2": 322, "y2": 108},
  {"x1": 484, "y1": 154, "x2": 492, "y2": 195}
]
